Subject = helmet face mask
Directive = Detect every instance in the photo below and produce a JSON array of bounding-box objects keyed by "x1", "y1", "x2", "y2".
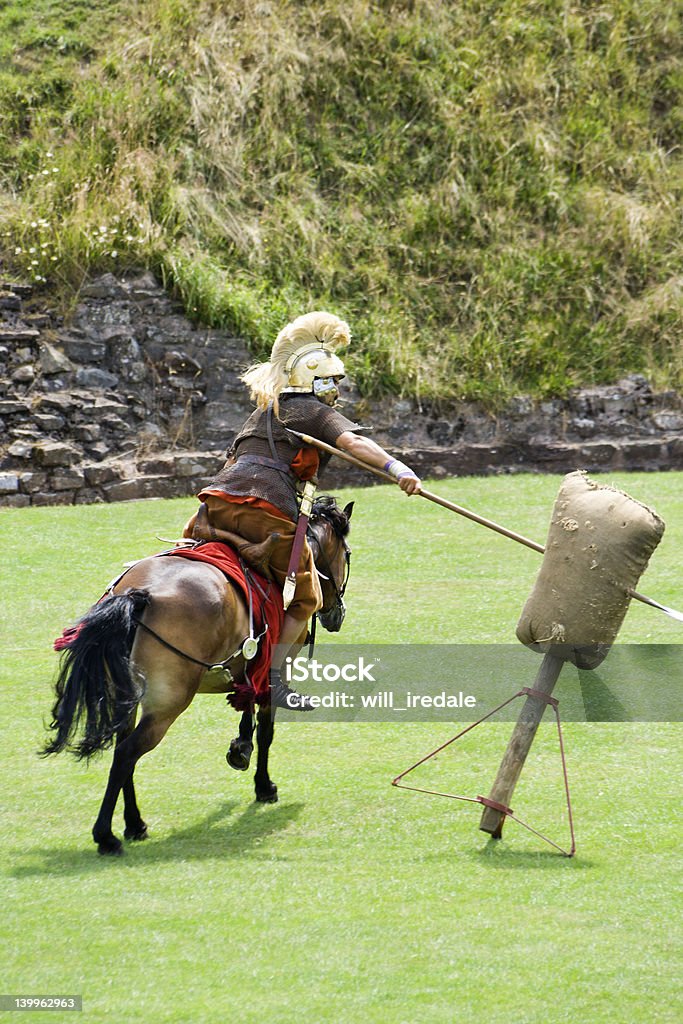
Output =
[{"x1": 312, "y1": 376, "x2": 342, "y2": 406}]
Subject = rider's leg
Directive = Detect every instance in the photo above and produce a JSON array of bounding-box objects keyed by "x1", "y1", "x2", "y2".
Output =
[
  {"x1": 269, "y1": 612, "x2": 314, "y2": 710},
  {"x1": 271, "y1": 612, "x2": 309, "y2": 669},
  {"x1": 268, "y1": 539, "x2": 321, "y2": 704}
]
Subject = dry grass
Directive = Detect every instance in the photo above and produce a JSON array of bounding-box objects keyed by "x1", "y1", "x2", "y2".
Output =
[{"x1": 1, "y1": 0, "x2": 681, "y2": 404}]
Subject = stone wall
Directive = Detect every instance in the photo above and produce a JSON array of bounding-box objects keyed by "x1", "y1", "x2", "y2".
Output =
[
  {"x1": 1, "y1": 272, "x2": 682, "y2": 507},
  {"x1": 0, "y1": 272, "x2": 251, "y2": 507}
]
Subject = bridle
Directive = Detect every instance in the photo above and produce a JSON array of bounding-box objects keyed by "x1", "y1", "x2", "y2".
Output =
[{"x1": 306, "y1": 508, "x2": 352, "y2": 618}]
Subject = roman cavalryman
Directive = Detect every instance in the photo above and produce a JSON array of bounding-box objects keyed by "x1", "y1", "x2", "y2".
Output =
[{"x1": 185, "y1": 310, "x2": 421, "y2": 705}]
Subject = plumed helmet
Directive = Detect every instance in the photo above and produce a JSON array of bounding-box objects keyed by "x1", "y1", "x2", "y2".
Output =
[
  {"x1": 285, "y1": 342, "x2": 346, "y2": 389},
  {"x1": 241, "y1": 311, "x2": 350, "y2": 410}
]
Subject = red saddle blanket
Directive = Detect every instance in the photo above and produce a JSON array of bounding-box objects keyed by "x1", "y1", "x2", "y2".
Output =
[{"x1": 164, "y1": 541, "x2": 283, "y2": 708}]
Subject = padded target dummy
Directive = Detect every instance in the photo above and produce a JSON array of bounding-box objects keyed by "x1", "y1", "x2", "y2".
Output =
[
  {"x1": 480, "y1": 471, "x2": 665, "y2": 843},
  {"x1": 516, "y1": 471, "x2": 665, "y2": 669}
]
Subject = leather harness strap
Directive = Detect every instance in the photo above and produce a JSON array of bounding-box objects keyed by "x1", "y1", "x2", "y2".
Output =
[
  {"x1": 283, "y1": 479, "x2": 316, "y2": 610},
  {"x1": 262, "y1": 402, "x2": 319, "y2": 612},
  {"x1": 133, "y1": 617, "x2": 243, "y2": 671}
]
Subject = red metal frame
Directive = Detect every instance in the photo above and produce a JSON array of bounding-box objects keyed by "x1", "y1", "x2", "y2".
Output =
[{"x1": 392, "y1": 688, "x2": 576, "y2": 857}]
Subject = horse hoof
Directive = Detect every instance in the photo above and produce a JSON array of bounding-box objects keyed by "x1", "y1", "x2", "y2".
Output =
[
  {"x1": 124, "y1": 823, "x2": 148, "y2": 841},
  {"x1": 96, "y1": 835, "x2": 123, "y2": 856},
  {"x1": 256, "y1": 783, "x2": 278, "y2": 804},
  {"x1": 227, "y1": 738, "x2": 253, "y2": 772}
]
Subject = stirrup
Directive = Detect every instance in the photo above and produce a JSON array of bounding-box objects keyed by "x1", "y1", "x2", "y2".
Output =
[{"x1": 270, "y1": 669, "x2": 315, "y2": 712}]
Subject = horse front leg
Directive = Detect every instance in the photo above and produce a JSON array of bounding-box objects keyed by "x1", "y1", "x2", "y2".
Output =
[
  {"x1": 226, "y1": 707, "x2": 255, "y2": 771},
  {"x1": 254, "y1": 705, "x2": 278, "y2": 803},
  {"x1": 92, "y1": 711, "x2": 173, "y2": 855}
]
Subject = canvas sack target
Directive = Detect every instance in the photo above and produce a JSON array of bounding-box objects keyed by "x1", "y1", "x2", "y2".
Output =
[
  {"x1": 516, "y1": 471, "x2": 665, "y2": 669},
  {"x1": 395, "y1": 470, "x2": 669, "y2": 855},
  {"x1": 478, "y1": 470, "x2": 666, "y2": 847}
]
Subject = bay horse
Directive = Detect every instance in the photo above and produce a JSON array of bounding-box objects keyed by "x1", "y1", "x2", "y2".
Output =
[{"x1": 42, "y1": 496, "x2": 353, "y2": 855}]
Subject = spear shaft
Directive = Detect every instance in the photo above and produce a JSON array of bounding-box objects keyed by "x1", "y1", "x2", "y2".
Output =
[{"x1": 287, "y1": 428, "x2": 683, "y2": 623}]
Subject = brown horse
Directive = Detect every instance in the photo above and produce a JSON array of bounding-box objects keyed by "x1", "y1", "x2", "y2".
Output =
[{"x1": 43, "y1": 496, "x2": 353, "y2": 855}]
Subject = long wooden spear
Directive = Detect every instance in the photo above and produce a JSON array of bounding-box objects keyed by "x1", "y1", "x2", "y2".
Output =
[{"x1": 287, "y1": 428, "x2": 683, "y2": 622}]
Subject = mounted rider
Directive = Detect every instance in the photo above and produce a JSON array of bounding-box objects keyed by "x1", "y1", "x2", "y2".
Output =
[{"x1": 183, "y1": 310, "x2": 421, "y2": 706}]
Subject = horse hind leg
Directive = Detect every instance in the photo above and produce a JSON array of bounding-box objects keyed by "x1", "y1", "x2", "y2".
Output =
[
  {"x1": 117, "y1": 711, "x2": 147, "y2": 842},
  {"x1": 92, "y1": 710, "x2": 178, "y2": 855},
  {"x1": 254, "y1": 706, "x2": 278, "y2": 803}
]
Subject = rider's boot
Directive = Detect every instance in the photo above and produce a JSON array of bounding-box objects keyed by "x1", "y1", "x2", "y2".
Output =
[{"x1": 270, "y1": 667, "x2": 315, "y2": 712}]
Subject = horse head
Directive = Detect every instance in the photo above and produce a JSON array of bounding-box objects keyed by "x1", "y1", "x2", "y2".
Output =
[{"x1": 307, "y1": 496, "x2": 354, "y2": 633}]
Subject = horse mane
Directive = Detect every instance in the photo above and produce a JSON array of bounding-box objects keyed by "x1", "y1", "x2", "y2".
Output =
[{"x1": 311, "y1": 494, "x2": 350, "y2": 537}]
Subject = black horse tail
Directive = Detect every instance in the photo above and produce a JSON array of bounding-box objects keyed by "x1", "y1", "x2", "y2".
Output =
[{"x1": 42, "y1": 589, "x2": 151, "y2": 760}]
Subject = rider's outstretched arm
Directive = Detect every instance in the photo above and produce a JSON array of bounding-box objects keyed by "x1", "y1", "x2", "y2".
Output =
[{"x1": 336, "y1": 431, "x2": 421, "y2": 495}]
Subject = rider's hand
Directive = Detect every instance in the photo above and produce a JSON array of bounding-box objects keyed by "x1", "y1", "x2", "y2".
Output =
[
  {"x1": 385, "y1": 459, "x2": 421, "y2": 495},
  {"x1": 398, "y1": 473, "x2": 421, "y2": 495}
]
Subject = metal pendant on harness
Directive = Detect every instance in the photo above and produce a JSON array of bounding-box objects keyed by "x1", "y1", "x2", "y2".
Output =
[
  {"x1": 241, "y1": 636, "x2": 260, "y2": 661},
  {"x1": 241, "y1": 565, "x2": 267, "y2": 659}
]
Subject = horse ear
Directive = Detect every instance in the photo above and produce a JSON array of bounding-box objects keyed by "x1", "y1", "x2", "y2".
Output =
[{"x1": 343, "y1": 501, "x2": 354, "y2": 520}]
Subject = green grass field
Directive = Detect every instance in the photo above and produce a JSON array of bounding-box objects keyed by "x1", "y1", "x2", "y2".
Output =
[{"x1": 1, "y1": 472, "x2": 681, "y2": 1023}]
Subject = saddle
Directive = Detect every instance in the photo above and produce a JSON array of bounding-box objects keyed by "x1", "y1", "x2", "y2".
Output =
[{"x1": 190, "y1": 501, "x2": 280, "y2": 581}]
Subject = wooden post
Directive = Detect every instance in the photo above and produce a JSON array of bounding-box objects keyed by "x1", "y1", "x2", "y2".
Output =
[{"x1": 479, "y1": 652, "x2": 565, "y2": 838}]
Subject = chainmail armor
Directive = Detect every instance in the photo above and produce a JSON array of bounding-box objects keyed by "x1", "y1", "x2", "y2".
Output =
[{"x1": 203, "y1": 394, "x2": 359, "y2": 521}]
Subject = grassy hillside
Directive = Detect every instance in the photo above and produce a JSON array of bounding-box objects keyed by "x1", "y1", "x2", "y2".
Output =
[{"x1": 1, "y1": 0, "x2": 681, "y2": 405}]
